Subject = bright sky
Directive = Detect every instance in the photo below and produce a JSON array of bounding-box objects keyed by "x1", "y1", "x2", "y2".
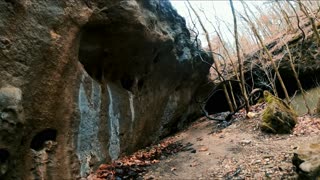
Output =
[{"x1": 170, "y1": 0, "x2": 267, "y2": 47}]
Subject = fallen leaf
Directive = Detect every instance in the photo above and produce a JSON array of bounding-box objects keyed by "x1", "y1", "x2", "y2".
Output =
[{"x1": 198, "y1": 146, "x2": 208, "y2": 152}]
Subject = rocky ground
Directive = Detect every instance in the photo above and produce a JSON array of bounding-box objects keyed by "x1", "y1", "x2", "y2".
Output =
[{"x1": 90, "y1": 103, "x2": 320, "y2": 179}]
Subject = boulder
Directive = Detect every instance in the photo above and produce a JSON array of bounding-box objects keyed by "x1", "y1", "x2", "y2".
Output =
[
  {"x1": 315, "y1": 97, "x2": 320, "y2": 115},
  {"x1": 293, "y1": 142, "x2": 320, "y2": 179},
  {"x1": 260, "y1": 91, "x2": 297, "y2": 133},
  {"x1": 0, "y1": 0, "x2": 208, "y2": 179}
]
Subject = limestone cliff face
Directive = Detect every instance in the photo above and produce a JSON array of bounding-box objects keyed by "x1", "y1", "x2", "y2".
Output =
[{"x1": 0, "y1": 0, "x2": 208, "y2": 179}]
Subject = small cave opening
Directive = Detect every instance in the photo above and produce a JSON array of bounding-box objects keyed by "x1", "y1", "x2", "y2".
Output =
[
  {"x1": 30, "y1": 129, "x2": 57, "y2": 151},
  {"x1": 120, "y1": 75, "x2": 134, "y2": 92},
  {"x1": 137, "y1": 78, "x2": 144, "y2": 91},
  {"x1": 273, "y1": 68, "x2": 320, "y2": 99},
  {"x1": 0, "y1": 149, "x2": 9, "y2": 163},
  {"x1": 153, "y1": 53, "x2": 160, "y2": 64},
  {"x1": 204, "y1": 86, "x2": 235, "y2": 114},
  {"x1": 204, "y1": 66, "x2": 320, "y2": 115},
  {"x1": 204, "y1": 69, "x2": 269, "y2": 115}
]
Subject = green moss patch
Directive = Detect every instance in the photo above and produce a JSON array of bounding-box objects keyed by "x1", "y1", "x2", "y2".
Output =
[{"x1": 260, "y1": 91, "x2": 297, "y2": 134}]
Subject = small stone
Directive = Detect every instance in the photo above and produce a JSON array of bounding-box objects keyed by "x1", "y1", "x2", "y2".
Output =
[
  {"x1": 266, "y1": 169, "x2": 273, "y2": 174},
  {"x1": 115, "y1": 168, "x2": 124, "y2": 174},
  {"x1": 240, "y1": 139, "x2": 252, "y2": 145},
  {"x1": 160, "y1": 155, "x2": 166, "y2": 160},
  {"x1": 145, "y1": 175, "x2": 155, "y2": 180},
  {"x1": 190, "y1": 149, "x2": 196, "y2": 153},
  {"x1": 247, "y1": 112, "x2": 257, "y2": 119},
  {"x1": 285, "y1": 154, "x2": 289, "y2": 158}
]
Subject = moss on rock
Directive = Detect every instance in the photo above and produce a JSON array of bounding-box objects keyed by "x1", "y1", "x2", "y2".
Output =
[{"x1": 260, "y1": 91, "x2": 297, "y2": 134}]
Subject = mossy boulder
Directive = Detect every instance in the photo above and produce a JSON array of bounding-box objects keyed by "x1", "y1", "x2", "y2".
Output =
[
  {"x1": 293, "y1": 142, "x2": 320, "y2": 179},
  {"x1": 260, "y1": 91, "x2": 297, "y2": 133}
]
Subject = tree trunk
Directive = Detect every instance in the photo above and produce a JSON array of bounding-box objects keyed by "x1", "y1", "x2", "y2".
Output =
[
  {"x1": 229, "y1": 0, "x2": 250, "y2": 112},
  {"x1": 282, "y1": 39, "x2": 311, "y2": 114},
  {"x1": 298, "y1": 0, "x2": 320, "y2": 45},
  {"x1": 240, "y1": 1, "x2": 291, "y2": 104},
  {"x1": 187, "y1": 0, "x2": 235, "y2": 112}
]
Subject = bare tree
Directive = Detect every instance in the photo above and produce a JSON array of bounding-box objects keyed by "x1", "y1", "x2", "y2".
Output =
[
  {"x1": 281, "y1": 38, "x2": 311, "y2": 114},
  {"x1": 186, "y1": 0, "x2": 235, "y2": 112},
  {"x1": 240, "y1": 0, "x2": 291, "y2": 104},
  {"x1": 275, "y1": 0, "x2": 294, "y2": 32},
  {"x1": 297, "y1": 0, "x2": 320, "y2": 45},
  {"x1": 229, "y1": 0, "x2": 250, "y2": 112}
]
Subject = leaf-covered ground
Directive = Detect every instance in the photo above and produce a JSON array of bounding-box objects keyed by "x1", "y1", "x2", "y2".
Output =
[{"x1": 89, "y1": 103, "x2": 320, "y2": 179}]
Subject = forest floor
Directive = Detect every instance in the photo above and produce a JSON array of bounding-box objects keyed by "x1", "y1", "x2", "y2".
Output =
[{"x1": 91, "y1": 103, "x2": 320, "y2": 180}]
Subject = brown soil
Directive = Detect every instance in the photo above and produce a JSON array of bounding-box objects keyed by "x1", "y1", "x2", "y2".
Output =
[
  {"x1": 90, "y1": 103, "x2": 320, "y2": 179},
  {"x1": 143, "y1": 109, "x2": 320, "y2": 179}
]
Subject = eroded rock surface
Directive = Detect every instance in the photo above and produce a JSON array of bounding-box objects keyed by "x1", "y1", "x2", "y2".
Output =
[
  {"x1": 0, "y1": 85, "x2": 24, "y2": 179},
  {"x1": 293, "y1": 141, "x2": 320, "y2": 179},
  {"x1": 316, "y1": 97, "x2": 320, "y2": 115},
  {"x1": 0, "y1": 0, "x2": 208, "y2": 179}
]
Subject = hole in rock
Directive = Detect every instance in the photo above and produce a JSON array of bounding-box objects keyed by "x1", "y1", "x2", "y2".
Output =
[
  {"x1": 205, "y1": 89, "x2": 231, "y2": 114},
  {"x1": 120, "y1": 75, "x2": 134, "y2": 92},
  {"x1": 30, "y1": 129, "x2": 57, "y2": 151},
  {"x1": 0, "y1": 149, "x2": 9, "y2": 163},
  {"x1": 138, "y1": 79, "x2": 144, "y2": 91},
  {"x1": 153, "y1": 53, "x2": 160, "y2": 64}
]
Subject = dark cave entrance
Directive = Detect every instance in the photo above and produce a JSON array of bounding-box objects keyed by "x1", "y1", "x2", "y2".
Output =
[
  {"x1": 30, "y1": 129, "x2": 57, "y2": 151},
  {"x1": 0, "y1": 149, "x2": 9, "y2": 164},
  {"x1": 204, "y1": 65, "x2": 320, "y2": 114},
  {"x1": 204, "y1": 86, "x2": 234, "y2": 114}
]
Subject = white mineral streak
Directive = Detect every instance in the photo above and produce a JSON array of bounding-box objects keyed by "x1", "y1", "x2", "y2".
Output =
[
  {"x1": 77, "y1": 74, "x2": 102, "y2": 177},
  {"x1": 107, "y1": 84, "x2": 120, "y2": 161},
  {"x1": 128, "y1": 91, "x2": 135, "y2": 134},
  {"x1": 128, "y1": 91, "x2": 135, "y2": 123}
]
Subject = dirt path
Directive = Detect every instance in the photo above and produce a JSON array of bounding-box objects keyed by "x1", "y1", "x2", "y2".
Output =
[
  {"x1": 91, "y1": 105, "x2": 320, "y2": 179},
  {"x1": 143, "y1": 114, "x2": 320, "y2": 179}
]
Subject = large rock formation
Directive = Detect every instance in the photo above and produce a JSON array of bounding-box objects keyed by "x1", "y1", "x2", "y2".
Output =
[
  {"x1": 0, "y1": 0, "x2": 208, "y2": 179},
  {"x1": 206, "y1": 18, "x2": 320, "y2": 114}
]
